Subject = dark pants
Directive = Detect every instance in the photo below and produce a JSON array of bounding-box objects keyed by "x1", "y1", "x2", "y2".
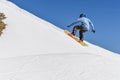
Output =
[{"x1": 72, "y1": 25, "x2": 88, "y2": 41}]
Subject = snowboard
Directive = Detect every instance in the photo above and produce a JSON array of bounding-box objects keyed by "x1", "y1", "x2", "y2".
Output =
[{"x1": 64, "y1": 30, "x2": 88, "y2": 46}]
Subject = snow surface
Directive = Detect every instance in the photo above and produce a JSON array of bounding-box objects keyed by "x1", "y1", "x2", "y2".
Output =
[{"x1": 0, "y1": 0, "x2": 120, "y2": 80}]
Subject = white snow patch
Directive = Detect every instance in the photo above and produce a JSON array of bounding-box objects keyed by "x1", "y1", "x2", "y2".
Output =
[{"x1": 0, "y1": 0, "x2": 120, "y2": 80}]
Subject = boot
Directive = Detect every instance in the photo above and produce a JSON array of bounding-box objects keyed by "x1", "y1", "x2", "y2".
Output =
[{"x1": 79, "y1": 31, "x2": 84, "y2": 41}]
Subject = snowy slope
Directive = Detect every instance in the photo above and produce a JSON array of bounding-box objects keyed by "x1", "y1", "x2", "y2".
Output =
[
  {"x1": 0, "y1": 0, "x2": 92, "y2": 58},
  {"x1": 1, "y1": 54, "x2": 120, "y2": 80},
  {"x1": 0, "y1": 0, "x2": 117, "y2": 59},
  {"x1": 0, "y1": 0, "x2": 120, "y2": 80}
]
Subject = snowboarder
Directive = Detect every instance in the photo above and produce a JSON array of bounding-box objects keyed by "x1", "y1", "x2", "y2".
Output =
[{"x1": 67, "y1": 13, "x2": 95, "y2": 41}]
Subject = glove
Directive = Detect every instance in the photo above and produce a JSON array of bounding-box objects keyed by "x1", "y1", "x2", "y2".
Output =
[{"x1": 92, "y1": 30, "x2": 95, "y2": 33}]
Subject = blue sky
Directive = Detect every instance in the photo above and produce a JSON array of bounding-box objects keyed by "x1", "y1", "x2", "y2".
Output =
[{"x1": 9, "y1": 0, "x2": 120, "y2": 53}]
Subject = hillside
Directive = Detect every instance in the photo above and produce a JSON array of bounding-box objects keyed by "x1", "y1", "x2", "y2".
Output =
[
  {"x1": 0, "y1": 0, "x2": 92, "y2": 58},
  {"x1": 0, "y1": 0, "x2": 120, "y2": 80}
]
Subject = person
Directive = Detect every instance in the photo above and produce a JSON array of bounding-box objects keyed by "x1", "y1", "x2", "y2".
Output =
[{"x1": 67, "y1": 13, "x2": 95, "y2": 41}]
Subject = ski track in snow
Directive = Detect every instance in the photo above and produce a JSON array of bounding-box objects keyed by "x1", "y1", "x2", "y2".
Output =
[
  {"x1": 0, "y1": 53, "x2": 107, "y2": 80},
  {"x1": 0, "y1": 52, "x2": 119, "y2": 80}
]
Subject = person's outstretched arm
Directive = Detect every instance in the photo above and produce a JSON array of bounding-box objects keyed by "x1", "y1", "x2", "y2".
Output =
[
  {"x1": 67, "y1": 20, "x2": 80, "y2": 27},
  {"x1": 89, "y1": 20, "x2": 95, "y2": 33}
]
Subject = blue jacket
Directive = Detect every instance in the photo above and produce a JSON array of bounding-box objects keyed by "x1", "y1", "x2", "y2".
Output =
[{"x1": 68, "y1": 17, "x2": 94, "y2": 31}]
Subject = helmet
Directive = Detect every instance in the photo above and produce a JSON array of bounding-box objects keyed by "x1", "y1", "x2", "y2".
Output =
[{"x1": 79, "y1": 13, "x2": 86, "y2": 18}]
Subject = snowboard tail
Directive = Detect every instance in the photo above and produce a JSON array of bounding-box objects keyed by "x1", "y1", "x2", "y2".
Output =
[{"x1": 64, "y1": 30, "x2": 88, "y2": 46}]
